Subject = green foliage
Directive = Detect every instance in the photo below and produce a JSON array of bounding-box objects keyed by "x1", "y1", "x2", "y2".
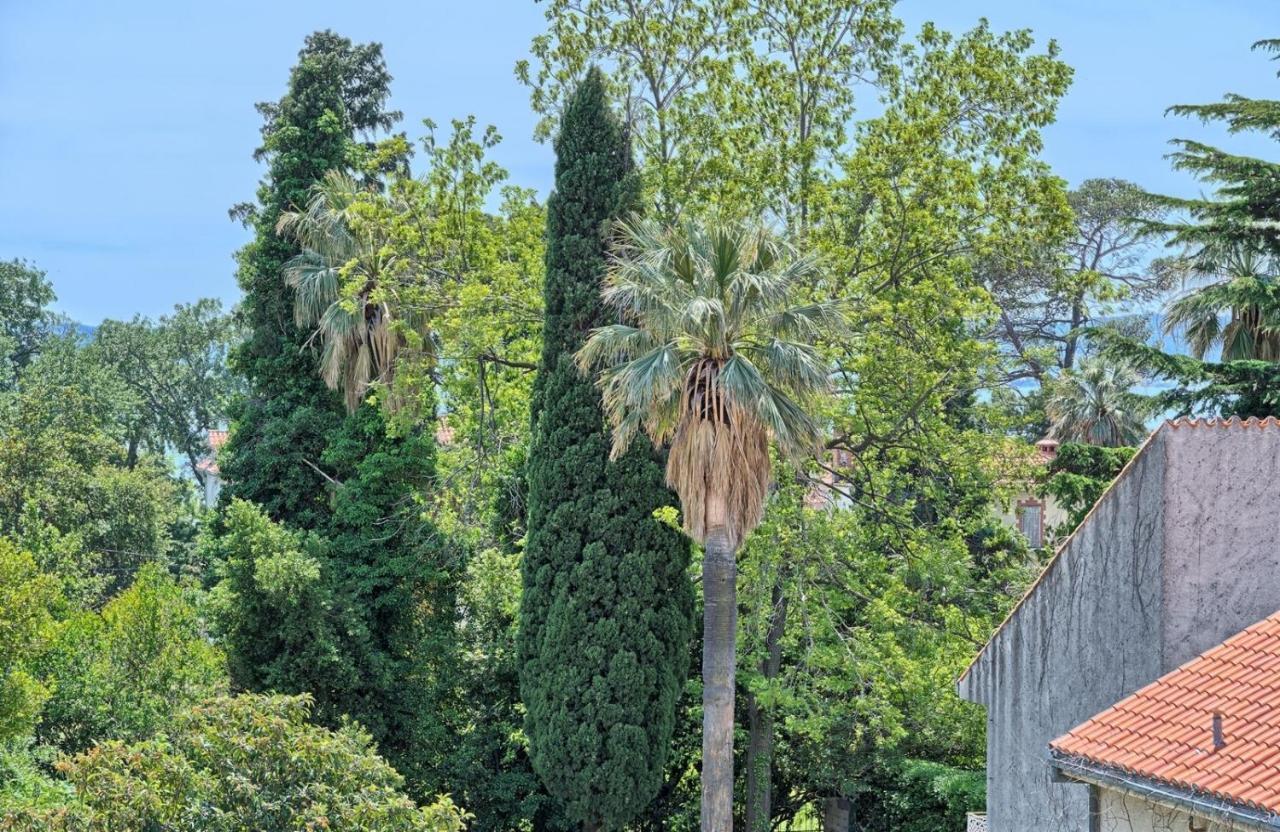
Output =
[
  {"x1": 0, "y1": 343, "x2": 182, "y2": 604},
  {"x1": 277, "y1": 170, "x2": 438, "y2": 412},
  {"x1": 319, "y1": 404, "x2": 460, "y2": 792},
  {"x1": 0, "y1": 740, "x2": 73, "y2": 816},
  {"x1": 519, "y1": 69, "x2": 694, "y2": 830},
  {"x1": 848, "y1": 759, "x2": 985, "y2": 832},
  {"x1": 2, "y1": 694, "x2": 467, "y2": 832},
  {"x1": 444, "y1": 546, "x2": 572, "y2": 832},
  {"x1": 987, "y1": 177, "x2": 1168, "y2": 383},
  {"x1": 93, "y1": 299, "x2": 241, "y2": 480},
  {"x1": 0, "y1": 541, "x2": 59, "y2": 743},
  {"x1": 223, "y1": 30, "x2": 398, "y2": 530},
  {"x1": 1142, "y1": 39, "x2": 1280, "y2": 258},
  {"x1": 1043, "y1": 357, "x2": 1149, "y2": 446},
  {"x1": 1090, "y1": 39, "x2": 1280, "y2": 421},
  {"x1": 36, "y1": 564, "x2": 227, "y2": 755},
  {"x1": 519, "y1": 0, "x2": 738, "y2": 218},
  {"x1": 343, "y1": 116, "x2": 558, "y2": 829},
  {"x1": 206, "y1": 499, "x2": 351, "y2": 714},
  {"x1": 519, "y1": 0, "x2": 901, "y2": 227},
  {"x1": 1093, "y1": 319, "x2": 1280, "y2": 420},
  {"x1": 1038, "y1": 442, "x2": 1137, "y2": 534},
  {"x1": 737, "y1": 487, "x2": 1017, "y2": 823},
  {"x1": 0, "y1": 259, "x2": 58, "y2": 385},
  {"x1": 209, "y1": 406, "x2": 460, "y2": 796}
]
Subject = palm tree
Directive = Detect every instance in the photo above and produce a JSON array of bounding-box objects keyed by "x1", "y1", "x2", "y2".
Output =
[
  {"x1": 577, "y1": 218, "x2": 842, "y2": 832},
  {"x1": 1162, "y1": 244, "x2": 1280, "y2": 361},
  {"x1": 277, "y1": 170, "x2": 436, "y2": 411},
  {"x1": 1045, "y1": 357, "x2": 1148, "y2": 447}
]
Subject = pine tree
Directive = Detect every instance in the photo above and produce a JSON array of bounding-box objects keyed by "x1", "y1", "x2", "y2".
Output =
[
  {"x1": 1145, "y1": 38, "x2": 1279, "y2": 257},
  {"x1": 518, "y1": 69, "x2": 694, "y2": 832},
  {"x1": 1101, "y1": 39, "x2": 1280, "y2": 418},
  {"x1": 222, "y1": 31, "x2": 399, "y2": 530}
]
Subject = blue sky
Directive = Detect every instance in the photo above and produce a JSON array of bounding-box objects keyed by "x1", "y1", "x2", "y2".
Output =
[{"x1": 1, "y1": 0, "x2": 1275, "y2": 324}]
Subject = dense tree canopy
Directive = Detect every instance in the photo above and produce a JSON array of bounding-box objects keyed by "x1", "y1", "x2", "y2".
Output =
[{"x1": 6, "y1": 11, "x2": 1274, "y2": 832}]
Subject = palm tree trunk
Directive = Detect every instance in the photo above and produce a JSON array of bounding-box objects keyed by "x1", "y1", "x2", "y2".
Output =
[{"x1": 702, "y1": 523, "x2": 737, "y2": 832}]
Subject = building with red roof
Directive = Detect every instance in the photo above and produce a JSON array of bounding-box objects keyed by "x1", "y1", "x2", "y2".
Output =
[
  {"x1": 959, "y1": 418, "x2": 1280, "y2": 831},
  {"x1": 1051, "y1": 608, "x2": 1280, "y2": 830},
  {"x1": 196, "y1": 428, "x2": 229, "y2": 508}
]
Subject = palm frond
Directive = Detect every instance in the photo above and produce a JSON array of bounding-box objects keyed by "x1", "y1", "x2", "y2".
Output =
[{"x1": 578, "y1": 217, "x2": 838, "y2": 545}]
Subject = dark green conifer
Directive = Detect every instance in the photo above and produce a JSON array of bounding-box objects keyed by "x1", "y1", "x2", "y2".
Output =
[
  {"x1": 518, "y1": 68, "x2": 695, "y2": 831},
  {"x1": 222, "y1": 31, "x2": 398, "y2": 529}
]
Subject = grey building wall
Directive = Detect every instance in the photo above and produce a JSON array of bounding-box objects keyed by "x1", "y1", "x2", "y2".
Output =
[
  {"x1": 959, "y1": 419, "x2": 1280, "y2": 832},
  {"x1": 958, "y1": 430, "x2": 1166, "y2": 832},
  {"x1": 1160, "y1": 423, "x2": 1280, "y2": 667}
]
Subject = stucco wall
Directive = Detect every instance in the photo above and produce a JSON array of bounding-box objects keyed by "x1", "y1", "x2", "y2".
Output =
[
  {"x1": 961, "y1": 420, "x2": 1280, "y2": 832},
  {"x1": 958, "y1": 432, "x2": 1167, "y2": 832},
  {"x1": 1160, "y1": 424, "x2": 1280, "y2": 667},
  {"x1": 1098, "y1": 788, "x2": 1242, "y2": 832}
]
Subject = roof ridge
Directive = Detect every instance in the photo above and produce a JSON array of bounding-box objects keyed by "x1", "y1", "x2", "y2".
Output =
[{"x1": 1168, "y1": 416, "x2": 1280, "y2": 429}]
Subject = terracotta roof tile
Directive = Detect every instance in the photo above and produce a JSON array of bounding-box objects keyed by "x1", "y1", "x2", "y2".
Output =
[
  {"x1": 1051, "y1": 608, "x2": 1280, "y2": 813},
  {"x1": 196, "y1": 429, "x2": 230, "y2": 475}
]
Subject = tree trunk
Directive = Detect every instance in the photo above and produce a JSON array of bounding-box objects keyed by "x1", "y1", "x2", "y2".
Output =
[
  {"x1": 125, "y1": 433, "x2": 140, "y2": 470},
  {"x1": 744, "y1": 578, "x2": 787, "y2": 832},
  {"x1": 822, "y1": 797, "x2": 850, "y2": 832},
  {"x1": 701, "y1": 524, "x2": 737, "y2": 832}
]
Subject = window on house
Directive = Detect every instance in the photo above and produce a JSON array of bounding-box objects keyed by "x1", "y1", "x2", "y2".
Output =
[{"x1": 1018, "y1": 501, "x2": 1043, "y2": 548}]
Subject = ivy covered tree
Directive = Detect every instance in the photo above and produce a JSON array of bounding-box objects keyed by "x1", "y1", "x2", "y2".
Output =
[
  {"x1": 221, "y1": 31, "x2": 399, "y2": 530},
  {"x1": 319, "y1": 405, "x2": 459, "y2": 793},
  {"x1": 518, "y1": 69, "x2": 694, "y2": 832}
]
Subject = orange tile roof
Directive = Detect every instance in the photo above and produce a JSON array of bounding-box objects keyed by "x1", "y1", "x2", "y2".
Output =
[
  {"x1": 197, "y1": 429, "x2": 229, "y2": 476},
  {"x1": 1051, "y1": 608, "x2": 1280, "y2": 814}
]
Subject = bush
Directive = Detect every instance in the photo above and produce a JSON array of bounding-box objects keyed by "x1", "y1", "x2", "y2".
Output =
[
  {"x1": 850, "y1": 759, "x2": 984, "y2": 832},
  {"x1": 36, "y1": 564, "x2": 227, "y2": 754},
  {"x1": 2, "y1": 694, "x2": 469, "y2": 832},
  {"x1": 0, "y1": 540, "x2": 59, "y2": 744}
]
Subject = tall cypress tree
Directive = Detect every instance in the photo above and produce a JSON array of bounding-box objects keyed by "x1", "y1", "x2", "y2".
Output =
[
  {"x1": 222, "y1": 31, "x2": 399, "y2": 530},
  {"x1": 519, "y1": 69, "x2": 695, "y2": 832}
]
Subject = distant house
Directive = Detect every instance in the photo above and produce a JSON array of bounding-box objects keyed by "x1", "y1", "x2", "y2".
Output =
[
  {"x1": 992, "y1": 436, "x2": 1069, "y2": 548},
  {"x1": 958, "y1": 417, "x2": 1280, "y2": 832},
  {"x1": 808, "y1": 436, "x2": 1067, "y2": 545},
  {"x1": 1050, "y1": 609, "x2": 1280, "y2": 831},
  {"x1": 195, "y1": 428, "x2": 229, "y2": 509},
  {"x1": 804, "y1": 447, "x2": 855, "y2": 510}
]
